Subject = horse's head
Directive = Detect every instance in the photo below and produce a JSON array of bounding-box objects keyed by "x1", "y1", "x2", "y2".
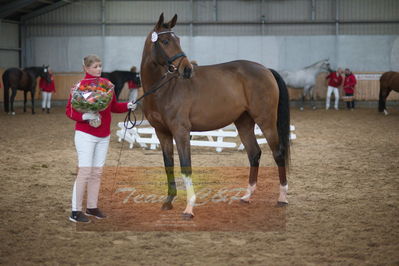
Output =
[
  {"x1": 41, "y1": 65, "x2": 51, "y2": 82},
  {"x1": 147, "y1": 13, "x2": 193, "y2": 79},
  {"x1": 319, "y1": 59, "x2": 331, "y2": 72}
]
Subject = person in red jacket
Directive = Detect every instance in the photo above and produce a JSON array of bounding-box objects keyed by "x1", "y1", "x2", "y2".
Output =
[
  {"x1": 326, "y1": 68, "x2": 343, "y2": 110},
  {"x1": 66, "y1": 54, "x2": 136, "y2": 223},
  {"x1": 39, "y1": 69, "x2": 56, "y2": 113},
  {"x1": 343, "y1": 68, "x2": 357, "y2": 110},
  {"x1": 127, "y1": 66, "x2": 140, "y2": 103}
]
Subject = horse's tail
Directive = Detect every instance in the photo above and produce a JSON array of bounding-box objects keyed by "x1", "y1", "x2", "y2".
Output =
[
  {"x1": 269, "y1": 68, "x2": 291, "y2": 168},
  {"x1": 2, "y1": 71, "x2": 10, "y2": 113}
]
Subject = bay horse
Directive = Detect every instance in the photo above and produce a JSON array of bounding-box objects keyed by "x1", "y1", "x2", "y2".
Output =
[
  {"x1": 101, "y1": 70, "x2": 141, "y2": 100},
  {"x1": 2, "y1": 65, "x2": 50, "y2": 115},
  {"x1": 279, "y1": 59, "x2": 330, "y2": 110},
  {"x1": 378, "y1": 71, "x2": 399, "y2": 115},
  {"x1": 140, "y1": 14, "x2": 290, "y2": 219}
]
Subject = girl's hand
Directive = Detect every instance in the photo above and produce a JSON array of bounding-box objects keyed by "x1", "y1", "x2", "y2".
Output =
[
  {"x1": 82, "y1": 113, "x2": 99, "y2": 120},
  {"x1": 127, "y1": 102, "x2": 137, "y2": 111}
]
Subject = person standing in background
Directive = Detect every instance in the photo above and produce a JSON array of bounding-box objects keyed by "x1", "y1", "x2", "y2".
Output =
[
  {"x1": 39, "y1": 69, "x2": 56, "y2": 113},
  {"x1": 326, "y1": 68, "x2": 343, "y2": 110},
  {"x1": 343, "y1": 68, "x2": 357, "y2": 110}
]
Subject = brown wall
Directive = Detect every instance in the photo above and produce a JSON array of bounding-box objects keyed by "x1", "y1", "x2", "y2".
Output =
[{"x1": 1, "y1": 69, "x2": 398, "y2": 103}]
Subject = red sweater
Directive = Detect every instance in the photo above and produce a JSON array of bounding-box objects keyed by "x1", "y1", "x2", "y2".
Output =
[
  {"x1": 66, "y1": 73, "x2": 129, "y2": 137},
  {"x1": 39, "y1": 75, "x2": 56, "y2": 92},
  {"x1": 128, "y1": 80, "x2": 139, "y2": 89},
  {"x1": 343, "y1": 74, "x2": 357, "y2": 94},
  {"x1": 326, "y1": 72, "x2": 343, "y2": 87}
]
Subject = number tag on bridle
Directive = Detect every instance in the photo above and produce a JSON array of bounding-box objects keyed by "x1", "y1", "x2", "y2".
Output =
[{"x1": 151, "y1": 32, "x2": 158, "y2": 43}]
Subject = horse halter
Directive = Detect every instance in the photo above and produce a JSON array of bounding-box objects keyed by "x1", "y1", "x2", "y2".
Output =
[{"x1": 152, "y1": 30, "x2": 186, "y2": 73}]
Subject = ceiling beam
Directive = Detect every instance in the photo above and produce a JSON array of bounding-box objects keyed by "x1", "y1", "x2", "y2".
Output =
[
  {"x1": 21, "y1": 0, "x2": 75, "y2": 22},
  {"x1": 38, "y1": 0, "x2": 54, "y2": 3},
  {"x1": 0, "y1": 0, "x2": 38, "y2": 19}
]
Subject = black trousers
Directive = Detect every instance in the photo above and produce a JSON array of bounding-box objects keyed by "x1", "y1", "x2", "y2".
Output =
[{"x1": 345, "y1": 92, "x2": 355, "y2": 109}]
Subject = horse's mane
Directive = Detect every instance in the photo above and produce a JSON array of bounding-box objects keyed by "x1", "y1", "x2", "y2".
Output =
[{"x1": 304, "y1": 59, "x2": 328, "y2": 69}]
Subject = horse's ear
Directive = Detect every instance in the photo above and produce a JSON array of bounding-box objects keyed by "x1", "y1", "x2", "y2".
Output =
[
  {"x1": 169, "y1": 14, "x2": 178, "y2": 29},
  {"x1": 155, "y1": 13, "x2": 164, "y2": 30}
]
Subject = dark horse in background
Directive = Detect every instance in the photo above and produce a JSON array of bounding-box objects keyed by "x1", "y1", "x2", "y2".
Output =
[
  {"x1": 2, "y1": 65, "x2": 50, "y2": 115},
  {"x1": 379, "y1": 71, "x2": 399, "y2": 115},
  {"x1": 140, "y1": 14, "x2": 290, "y2": 219},
  {"x1": 101, "y1": 71, "x2": 141, "y2": 100}
]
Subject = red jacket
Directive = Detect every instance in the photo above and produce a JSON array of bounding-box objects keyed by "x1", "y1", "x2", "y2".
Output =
[
  {"x1": 39, "y1": 75, "x2": 56, "y2": 92},
  {"x1": 66, "y1": 73, "x2": 129, "y2": 138},
  {"x1": 128, "y1": 80, "x2": 139, "y2": 89},
  {"x1": 343, "y1": 74, "x2": 357, "y2": 94},
  {"x1": 326, "y1": 72, "x2": 343, "y2": 87}
]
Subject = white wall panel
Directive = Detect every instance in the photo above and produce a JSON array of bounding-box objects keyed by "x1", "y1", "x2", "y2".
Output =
[{"x1": 26, "y1": 35, "x2": 399, "y2": 73}]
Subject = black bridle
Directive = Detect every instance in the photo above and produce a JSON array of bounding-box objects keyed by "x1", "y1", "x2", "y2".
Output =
[{"x1": 154, "y1": 30, "x2": 187, "y2": 73}]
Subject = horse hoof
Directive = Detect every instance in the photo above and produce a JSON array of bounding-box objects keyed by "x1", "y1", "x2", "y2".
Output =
[
  {"x1": 11, "y1": 112, "x2": 16, "y2": 116},
  {"x1": 277, "y1": 201, "x2": 288, "y2": 207},
  {"x1": 161, "y1": 202, "x2": 173, "y2": 210},
  {"x1": 240, "y1": 199, "x2": 250, "y2": 204},
  {"x1": 299, "y1": 107, "x2": 304, "y2": 111},
  {"x1": 312, "y1": 106, "x2": 317, "y2": 110},
  {"x1": 181, "y1": 213, "x2": 194, "y2": 220}
]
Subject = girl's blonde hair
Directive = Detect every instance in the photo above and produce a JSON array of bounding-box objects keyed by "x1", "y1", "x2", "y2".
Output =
[{"x1": 83, "y1": 54, "x2": 101, "y2": 67}]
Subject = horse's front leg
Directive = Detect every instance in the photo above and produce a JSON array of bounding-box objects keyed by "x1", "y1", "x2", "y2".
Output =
[
  {"x1": 30, "y1": 88, "x2": 36, "y2": 114},
  {"x1": 309, "y1": 86, "x2": 317, "y2": 110},
  {"x1": 155, "y1": 129, "x2": 176, "y2": 210},
  {"x1": 23, "y1": 90, "x2": 28, "y2": 112},
  {"x1": 173, "y1": 128, "x2": 195, "y2": 219},
  {"x1": 300, "y1": 89, "x2": 306, "y2": 111}
]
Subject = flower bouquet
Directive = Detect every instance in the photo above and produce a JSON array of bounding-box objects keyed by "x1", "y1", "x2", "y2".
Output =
[{"x1": 71, "y1": 78, "x2": 114, "y2": 127}]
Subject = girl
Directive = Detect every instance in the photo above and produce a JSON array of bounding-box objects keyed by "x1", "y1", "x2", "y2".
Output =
[
  {"x1": 39, "y1": 69, "x2": 56, "y2": 113},
  {"x1": 66, "y1": 54, "x2": 136, "y2": 223}
]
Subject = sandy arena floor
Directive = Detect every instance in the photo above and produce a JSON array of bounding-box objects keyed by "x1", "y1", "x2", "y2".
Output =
[{"x1": 0, "y1": 105, "x2": 398, "y2": 265}]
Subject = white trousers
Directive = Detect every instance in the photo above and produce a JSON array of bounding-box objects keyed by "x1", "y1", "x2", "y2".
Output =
[
  {"x1": 326, "y1": 86, "x2": 340, "y2": 109},
  {"x1": 128, "y1": 89, "x2": 138, "y2": 103},
  {"x1": 41, "y1": 91, "x2": 52, "y2": 109},
  {"x1": 72, "y1": 131, "x2": 110, "y2": 211}
]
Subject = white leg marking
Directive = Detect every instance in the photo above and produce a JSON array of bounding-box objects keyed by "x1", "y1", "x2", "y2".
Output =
[
  {"x1": 278, "y1": 184, "x2": 288, "y2": 204},
  {"x1": 384, "y1": 109, "x2": 389, "y2": 116},
  {"x1": 182, "y1": 175, "x2": 196, "y2": 215},
  {"x1": 241, "y1": 183, "x2": 256, "y2": 201}
]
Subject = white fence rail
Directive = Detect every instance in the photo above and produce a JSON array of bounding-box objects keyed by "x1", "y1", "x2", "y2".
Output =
[{"x1": 116, "y1": 121, "x2": 296, "y2": 152}]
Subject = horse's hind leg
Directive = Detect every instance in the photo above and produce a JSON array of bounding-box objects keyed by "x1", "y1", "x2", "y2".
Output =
[
  {"x1": 155, "y1": 129, "x2": 177, "y2": 210},
  {"x1": 379, "y1": 87, "x2": 391, "y2": 115},
  {"x1": 23, "y1": 91, "x2": 28, "y2": 113},
  {"x1": 255, "y1": 117, "x2": 288, "y2": 205},
  {"x1": 30, "y1": 88, "x2": 36, "y2": 114},
  {"x1": 10, "y1": 89, "x2": 17, "y2": 115},
  {"x1": 234, "y1": 112, "x2": 261, "y2": 203}
]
